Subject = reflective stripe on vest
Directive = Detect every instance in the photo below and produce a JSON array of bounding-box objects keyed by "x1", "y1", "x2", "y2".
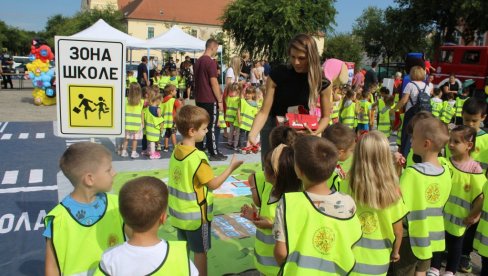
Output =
[
  {"x1": 283, "y1": 192, "x2": 362, "y2": 275},
  {"x1": 168, "y1": 149, "x2": 214, "y2": 230},
  {"x1": 47, "y1": 194, "x2": 125, "y2": 275},
  {"x1": 431, "y1": 99, "x2": 443, "y2": 118},
  {"x1": 125, "y1": 99, "x2": 144, "y2": 131},
  {"x1": 353, "y1": 263, "x2": 391, "y2": 275},
  {"x1": 377, "y1": 99, "x2": 391, "y2": 137},
  {"x1": 144, "y1": 109, "x2": 162, "y2": 142},
  {"x1": 441, "y1": 101, "x2": 456, "y2": 124},
  {"x1": 218, "y1": 112, "x2": 227, "y2": 128}
]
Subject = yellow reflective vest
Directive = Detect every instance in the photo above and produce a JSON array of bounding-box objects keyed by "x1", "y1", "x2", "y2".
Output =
[
  {"x1": 225, "y1": 96, "x2": 240, "y2": 123},
  {"x1": 340, "y1": 101, "x2": 357, "y2": 129},
  {"x1": 443, "y1": 158, "x2": 485, "y2": 237},
  {"x1": 238, "y1": 99, "x2": 258, "y2": 131},
  {"x1": 472, "y1": 132, "x2": 488, "y2": 167},
  {"x1": 160, "y1": 98, "x2": 175, "y2": 129},
  {"x1": 158, "y1": 76, "x2": 171, "y2": 89},
  {"x1": 351, "y1": 200, "x2": 408, "y2": 276},
  {"x1": 45, "y1": 193, "x2": 125, "y2": 276},
  {"x1": 455, "y1": 97, "x2": 469, "y2": 118},
  {"x1": 377, "y1": 98, "x2": 391, "y2": 138},
  {"x1": 440, "y1": 100, "x2": 456, "y2": 124},
  {"x1": 253, "y1": 173, "x2": 280, "y2": 275},
  {"x1": 281, "y1": 192, "x2": 362, "y2": 275},
  {"x1": 358, "y1": 100, "x2": 371, "y2": 125},
  {"x1": 125, "y1": 98, "x2": 144, "y2": 132},
  {"x1": 144, "y1": 107, "x2": 163, "y2": 142},
  {"x1": 474, "y1": 181, "x2": 488, "y2": 257},
  {"x1": 168, "y1": 149, "x2": 214, "y2": 230},
  {"x1": 400, "y1": 164, "x2": 452, "y2": 260},
  {"x1": 430, "y1": 98, "x2": 443, "y2": 118}
]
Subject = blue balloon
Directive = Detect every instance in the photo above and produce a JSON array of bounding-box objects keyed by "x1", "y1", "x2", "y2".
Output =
[
  {"x1": 45, "y1": 88, "x2": 54, "y2": 97},
  {"x1": 41, "y1": 74, "x2": 51, "y2": 82},
  {"x1": 48, "y1": 69, "x2": 55, "y2": 77},
  {"x1": 40, "y1": 49, "x2": 48, "y2": 57},
  {"x1": 28, "y1": 72, "x2": 35, "y2": 79},
  {"x1": 32, "y1": 80, "x2": 36, "y2": 86},
  {"x1": 43, "y1": 81, "x2": 51, "y2": 88},
  {"x1": 29, "y1": 54, "x2": 36, "y2": 61}
]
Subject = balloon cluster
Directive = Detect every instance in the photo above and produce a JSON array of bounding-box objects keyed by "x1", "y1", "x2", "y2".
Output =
[{"x1": 26, "y1": 39, "x2": 56, "y2": 106}]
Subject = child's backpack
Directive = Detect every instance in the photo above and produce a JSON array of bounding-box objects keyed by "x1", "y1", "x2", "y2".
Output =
[{"x1": 409, "y1": 82, "x2": 432, "y2": 113}]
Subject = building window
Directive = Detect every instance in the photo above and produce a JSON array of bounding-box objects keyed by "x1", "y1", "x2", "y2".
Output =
[
  {"x1": 148, "y1": 27, "x2": 154, "y2": 39},
  {"x1": 461, "y1": 51, "x2": 480, "y2": 64}
]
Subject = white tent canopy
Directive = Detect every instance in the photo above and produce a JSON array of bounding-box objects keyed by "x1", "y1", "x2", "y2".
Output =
[
  {"x1": 71, "y1": 19, "x2": 146, "y2": 49},
  {"x1": 142, "y1": 26, "x2": 222, "y2": 52}
]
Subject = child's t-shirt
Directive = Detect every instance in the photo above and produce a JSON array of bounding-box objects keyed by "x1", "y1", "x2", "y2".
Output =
[
  {"x1": 273, "y1": 191, "x2": 356, "y2": 242},
  {"x1": 99, "y1": 240, "x2": 199, "y2": 276},
  {"x1": 43, "y1": 193, "x2": 107, "y2": 239},
  {"x1": 148, "y1": 106, "x2": 159, "y2": 117}
]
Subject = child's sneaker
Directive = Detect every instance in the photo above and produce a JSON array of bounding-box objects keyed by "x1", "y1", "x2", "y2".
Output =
[
  {"x1": 120, "y1": 150, "x2": 129, "y2": 157},
  {"x1": 163, "y1": 147, "x2": 169, "y2": 152},
  {"x1": 149, "y1": 152, "x2": 160, "y2": 160},
  {"x1": 156, "y1": 144, "x2": 162, "y2": 151},
  {"x1": 426, "y1": 267, "x2": 439, "y2": 276},
  {"x1": 140, "y1": 150, "x2": 149, "y2": 156},
  {"x1": 458, "y1": 255, "x2": 472, "y2": 273},
  {"x1": 130, "y1": 151, "x2": 140, "y2": 159}
]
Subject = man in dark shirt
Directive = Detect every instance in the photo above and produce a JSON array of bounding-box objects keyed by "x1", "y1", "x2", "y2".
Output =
[
  {"x1": 137, "y1": 56, "x2": 149, "y2": 87},
  {"x1": 364, "y1": 61, "x2": 378, "y2": 92},
  {"x1": 1, "y1": 53, "x2": 13, "y2": 89},
  {"x1": 194, "y1": 39, "x2": 227, "y2": 161}
]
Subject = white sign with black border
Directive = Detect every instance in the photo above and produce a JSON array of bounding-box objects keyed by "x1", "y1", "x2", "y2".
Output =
[{"x1": 55, "y1": 36, "x2": 125, "y2": 137}]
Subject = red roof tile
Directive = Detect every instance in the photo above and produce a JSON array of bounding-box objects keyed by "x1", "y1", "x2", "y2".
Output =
[{"x1": 119, "y1": 0, "x2": 233, "y2": 26}]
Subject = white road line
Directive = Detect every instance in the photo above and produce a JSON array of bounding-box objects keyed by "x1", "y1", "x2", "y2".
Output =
[
  {"x1": 36, "y1": 133, "x2": 45, "y2": 139},
  {"x1": 2, "y1": 170, "x2": 19, "y2": 185},
  {"x1": 0, "y1": 185, "x2": 58, "y2": 194},
  {"x1": 1, "y1": 134, "x2": 12, "y2": 140},
  {"x1": 28, "y1": 169, "x2": 43, "y2": 184},
  {"x1": 18, "y1": 133, "x2": 29, "y2": 139},
  {"x1": 0, "y1": 122, "x2": 8, "y2": 133}
]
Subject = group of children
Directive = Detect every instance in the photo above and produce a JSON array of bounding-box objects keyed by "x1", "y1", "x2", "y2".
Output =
[
  {"x1": 120, "y1": 83, "x2": 182, "y2": 160},
  {"x1": 45, "y1": 77, "x2": 488, "y2": 276}
]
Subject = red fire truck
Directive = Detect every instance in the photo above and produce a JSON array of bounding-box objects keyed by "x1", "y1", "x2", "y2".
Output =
[{"x1": 432, "y1": 45, "x2": 488, "y2": 92}]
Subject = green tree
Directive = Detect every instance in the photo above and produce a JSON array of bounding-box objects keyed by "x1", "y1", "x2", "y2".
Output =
[
  {"x1": 323, "y1": 33, "x2": 363, "y2": 68},
  {"x1": 352, "y1": 7, "x2": 384, "y2": 61},
  {"x1": 221, "y1": 0, "x2": 336, "y2": 63},
  {"x1": 395, "y1": 0, "x2": 488, "y2": 46},
  {"x1": 0, "y1": 20, "x2": 36, "y2": 55}
]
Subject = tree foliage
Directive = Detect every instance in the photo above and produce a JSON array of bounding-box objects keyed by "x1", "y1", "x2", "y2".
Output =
[
  {"x1": 395, "y1": 0, "x2": 488, "y2": 45},
  {"x1": 0, "y1": 21, "x2": 36, "y2": 55},
  {"x1": 352, "y1": 6, "x2": 431, "y2": 63},
  {"x1": 323, "y1": 33, "x2": 363, "y2": 68},
  {"x1": 221, "y1": 0, "x2": 336, "y2": 63}
]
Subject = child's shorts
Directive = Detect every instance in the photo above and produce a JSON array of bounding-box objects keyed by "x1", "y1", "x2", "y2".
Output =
[
  {"x1": 176, "y1": 222, "x2": 211, "y2": 253},
  {"x1": 125, "y1": 129, "x2": 143, "y2": 140},
  {"x1": 389, "y1": 237, "x2": 431, "y2": 274}
]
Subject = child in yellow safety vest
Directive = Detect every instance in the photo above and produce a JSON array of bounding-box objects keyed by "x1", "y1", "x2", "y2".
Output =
[
  {"x1": 374, "y1": 87, "x2": 394, "y2": 138},
  {"x1": 44, "y1": 143, "x2": 124, "y2": 276},
  {"x1": 168, "y1": 105, "x2": 243, "y2": 276},
  {"x1": 95, "y1": 177, "x2": 199, "y2": 275},
  {"x1": 430, "y1": 88, "x2": 443, "y2": 118},
  {"x1": 357, "y1": 89, "x2": 373, "y2": 135},
  {"x1": 236, "y1": 86, "x2": 258, "y2": 151},
  {"x1": 330, "y1": 84, "x2": 342, "y2": 124},
  {"x1": 273, "y1": 136, "x2": 361, "y2": 274},
  {"x1": 440, "y1": 92, "x2": 457, "y2": 125},
  {"x1": 347, "y1": 131, "x2": 408, "y2": 275},
  {"x1": 144, "y1": 94, "x2": 163, "y2": 159},
  {"x1": 225, "y1": 83, "x2": 241, "y2": 150},
  {"x1": 429, "y1": 125, "x2": 485, "y2": 276},
  {"x1": 121, "y1": 83, "x2": 144, "y2": 159},
  {"x1": 391, "y1": 118, "x2": 452, "y2": 275},
  {"x1": 339, "y1": 88, "x2": 357, "y2": 130},
  {"x1": 160, "y1": 84, "x2": 182, "y2": 152},
  {"x1": 241, "y1": 143, "x2": 302, "y2": 276},
  {"x1": 151, "y1": 70, "x2": 162, "y2": 87},
  {"x1": 473, "y1": 182, "x2": 488, "y2": 275}
]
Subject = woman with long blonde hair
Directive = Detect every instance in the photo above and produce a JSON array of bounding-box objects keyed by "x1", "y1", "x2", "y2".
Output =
[
  {"x1": 346, "y1": 131, "x2": 408, "y2": 275},
  {"x1": 248, "y1": 34, "x2": 332, "y2": 164},
  {"x1": 226, "y1": 55, "x2": 241, "y2": 86}
]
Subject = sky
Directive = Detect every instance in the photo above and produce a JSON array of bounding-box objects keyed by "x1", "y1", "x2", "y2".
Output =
[{"x1": 0, "y1": 0, "x2": 395, "y2": 33}]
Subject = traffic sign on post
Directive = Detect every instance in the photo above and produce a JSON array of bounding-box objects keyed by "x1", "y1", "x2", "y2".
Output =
[{"x1": 55, "y1": 37, "x2": 126, "y2": 137}]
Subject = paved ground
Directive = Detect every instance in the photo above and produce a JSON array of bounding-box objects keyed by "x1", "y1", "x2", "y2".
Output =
[{"x1": 0, "y1": 85, "x2": 482, "y2": 275}]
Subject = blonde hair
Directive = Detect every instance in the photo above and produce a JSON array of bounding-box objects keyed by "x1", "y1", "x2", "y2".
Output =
[
  {"x1": 127, "y1": 83, "x2": 142, "y2": 106},
  {"x1": 288, "y1": 34, "x2": 322, "y2": 110},
  {"x1": 229, "y1": 56, "x2": 241, "y2": 82},
  {"x1": 410, "y1": 66, "x2": 426, "y2": 81},
  {"x1": 348, "y1": 131, "x2": 400, "y2": 209}
]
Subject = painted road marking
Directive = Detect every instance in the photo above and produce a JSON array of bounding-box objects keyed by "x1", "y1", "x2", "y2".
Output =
[
  {"x1": 2, "y1": 170, "x2": 19, "y2": 185},
  {"x1": 28, "y1": 169, "x2": 43, "y2": 184},
  {"x1": 0, "y1": 185, "x2": 58, "y2": 194},
  {"x1": 0, "y1": 122, "x2": 8, "y2": 132},
  {"x1": 18, "y1": 133, "x2": 29, "y2": 139},
  {"x1": 35, "y1": 133, "x2": 45, "y2": 139},
  {"x1": 1, "y1": 134, "x2": 12, "y2": 140}
]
